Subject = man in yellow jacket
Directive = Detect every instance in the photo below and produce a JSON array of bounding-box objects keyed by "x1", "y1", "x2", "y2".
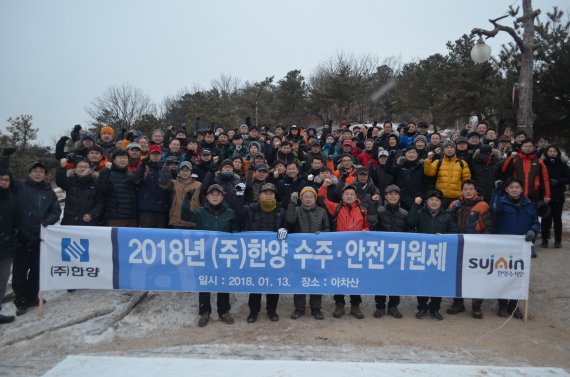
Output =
[{"x1": 424, "y1": 141, "x2": 471, "y2": 208}]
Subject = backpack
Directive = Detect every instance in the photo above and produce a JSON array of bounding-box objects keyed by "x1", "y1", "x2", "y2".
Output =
[{"x1": 331, "y1": 202, "x2": 366, "y2": 231}]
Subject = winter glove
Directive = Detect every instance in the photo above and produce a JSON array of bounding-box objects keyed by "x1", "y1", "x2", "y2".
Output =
[
  {"x1": 549, "y1": 179, "x2": 558, "y2": 187},
  {"x1": 73, "y1": 124, "x2": 82, "y2": 132},
  {"x1": 290, "y1": 192, "x2": 299, "y2": 203},
  {"x1": 41, "y1": 220, "x2": 52, "y2": 227},
  {"x1": 59, "y1": 136, "x2": 70, "y2": 143},
  {"x1": 235, "y1": 183, "x2": 246, "y2": 196},
  {"x1": 277, "y1": 228, "x2": 288, "y2": 240},
  {"x1": 524, "y1": 230, "x2": 536, "y2": 242},
  {"x1": 494, "y1": 180, "x2": 503, "y2": 190},
  {"x1": 70, "y1": 125, "x2": 82, "y2": 142},
  {"x1": 307, "y1": 174, "x2": 314, "y2": 182}
]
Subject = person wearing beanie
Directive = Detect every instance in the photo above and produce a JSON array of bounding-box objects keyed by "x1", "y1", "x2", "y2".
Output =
[
  {"x1": 201, "y1": 156, "x2": 241, "y2": 205},
  {"x1": 0, "y1": 154, "x2": 61, "y2": 316},
  {"x1": 231, "y1": 182, "x2": 286, "y2": 324},
  {"x1": 181, "y1": 183, "x2": 239, "y2": 327},
  {"x1": 286, "y1": 185, "x2": 330, "y2": 320},
  {"x1": 413, "y1": 135, "x2": 428, "y2": 160},
  {"x1": 97, "y1": 125, "x2": 118, "y2": 159},
  {"x1": 407, "y1": 189, "x2": 458, "y2": 320},
  {"x1": 0, "y1": 166, "x2": 18, "y2": 323},
  {"x1": 424, "y1": 140, "x2": 471, "y2": 208},
  {"x1": 244, "y1": 164, "x2": 270, "y2": 203}
]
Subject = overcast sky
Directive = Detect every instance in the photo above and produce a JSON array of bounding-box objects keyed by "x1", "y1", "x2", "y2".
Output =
[{"x1": 0, "y1": 0, "x2": 565, "y2": 145}]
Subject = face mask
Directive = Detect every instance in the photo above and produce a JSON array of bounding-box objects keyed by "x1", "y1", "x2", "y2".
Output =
[
  {"x1": 325, "y1": 142, "x2": 332, "y2": 147},
  {"x1": 220, "y1": 172, "x2": 233, "y2": 178}
]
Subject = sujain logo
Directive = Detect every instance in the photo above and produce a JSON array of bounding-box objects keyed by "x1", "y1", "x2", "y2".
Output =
[
  {"x1": 468, "y1": 255, "x2": 524, "y2": 275},
  {"x1": 61, "y1": 238, "x2": 90, "y2": 262}
]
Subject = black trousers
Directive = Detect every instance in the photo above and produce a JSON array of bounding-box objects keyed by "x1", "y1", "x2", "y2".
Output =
[
  {"x1": 138, "y1": 211, "x2": 169, "y2": 229},
  {"x1": 334, "y1": 294, "x2": 362, "y2": 306},
  {"x1": 375, "y1": 295, "x2": 400, "y2": 309},
  {"x1": 13, "y1": 240, "x2": 40, "y2": 308},
  {"x1": 199, "y1": 292, "x2": 230, "y2": 316},
  {"x1": 541, "y1": 200, "x2": 564, "y2": 243},
  {"x1": 248, "y1": 293, "x2": 279, "y2": 314},
  {"x1": 294, "y1": 294, "x2": 322, "y2": 311},
  {"x1": 417, "y1": 296, "x2": 442, "y2": 312}
]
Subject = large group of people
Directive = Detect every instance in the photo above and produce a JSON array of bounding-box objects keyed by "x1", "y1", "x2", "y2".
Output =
[{"x1": 0, "y1": 118, "x2": 567, "y2": 326}]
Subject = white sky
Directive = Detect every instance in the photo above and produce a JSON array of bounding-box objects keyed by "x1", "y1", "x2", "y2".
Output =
[{"x1": 0, "y1": 0, "x2": 566, "y2": 145}]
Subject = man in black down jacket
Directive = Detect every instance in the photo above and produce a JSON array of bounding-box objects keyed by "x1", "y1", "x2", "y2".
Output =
[
  {"x1": 367, "y1": 184, "x2": 408, "y2": 319},
  {"x1": 233, "y1": 182, "x2": 287, "y2": 323},
  {"x1": 2, "y1": 158, "x2": 62, "y2": 316},
  {"x1": 96, "y1": 149, "x2": 145, "y2": 227},
  {"x1": 0, "y1": 166, "x2": 18, "y2": 323}
]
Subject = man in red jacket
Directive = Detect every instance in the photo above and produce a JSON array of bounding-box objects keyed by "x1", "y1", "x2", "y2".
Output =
[
  {"x1": 319, "y1": 180, "x2": 370, "y2": 319},
  {"x1": 501, "y1": 139, "x2": 550, "y2": 204}
]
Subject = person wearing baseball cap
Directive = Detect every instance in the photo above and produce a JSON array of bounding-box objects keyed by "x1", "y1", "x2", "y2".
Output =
[
  {"x1": 230, "y1": 180, "x2": 286, "y2": 324},
  {"x1": 2, "y1": 155, "x2": 61, "y2": 316},
  {"x1": 407, "y1": 189, "x2": 458, "y2": 321},
  {"x1": 363, "y1": 183, "x2": 406, "y2": 319},
  {"x1": 181, "y1": 181, "x2": 239, "y2": 327}
]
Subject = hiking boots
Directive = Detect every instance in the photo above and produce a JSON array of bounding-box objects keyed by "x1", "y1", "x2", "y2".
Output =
[
  {"x1": 541, "y1": 240, "x2": 548, "y2": 248},
  {"x1": 267, "y1": 312, "x2": 279, "y2": 322},
  {"x1": 373, "y1": 308, "x2": 385, "y2": 318},
  {"x1": 446, "y1": 301, "x2": 466, "y2": 315},
  {"x1": 554, "y1": 242, "x2": 562, "y2": 249},
  {"x1": 472, "y1": 307, "x2": 483, "y2": 319},
  {"x1": 415, "y1": 309, "x2": 427, "y2": 319},
  {"x1": 311, "y1": 309, "x2": 324, "y2": 320},
  {"x1": 387, "y1": 307, "x2": 403, "y2": 319},
  {"x1": 198, "y1": 313, "x2": 210, "y2": 327},
  {"x1": 430, "y1": 311, "x2": 444, "y2": 321},
  {"x1": 290, "y1": 309, "x2": 304, "y2": 320},
  {"x1": 246, "y1": 312, "x2": 258, "y2": 323},
  {"x1": 219, "y1": 312, "x2": 234, "y2": 324},
  {"x1": 0, "y1": 314, "x2": 15, "y2": 324},
  {"x1": 332, "y1": 303, "x2": 345, "y2": 318},
  {"x1": 349, "y1": 305, "x2": 364, "y2": 319},
  {"x1": 497, "y1": 306, "x2": 508, "y2": 318}
]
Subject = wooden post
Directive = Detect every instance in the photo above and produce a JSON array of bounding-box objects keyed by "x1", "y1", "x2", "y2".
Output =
[{"x1": 38, "y1": 292, "x2": 44, "y2": 318}]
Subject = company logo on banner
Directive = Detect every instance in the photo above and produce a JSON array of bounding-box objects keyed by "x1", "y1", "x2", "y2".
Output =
[
  {"x1": 468, "y1": 254, "x2": 525, "y2": 276},
  {"x1": 40, "y1": 226, "x2": 115, "y2": 291},
  {"x1": 61, "y1": 238, "x2": 90, "y2": 262}
]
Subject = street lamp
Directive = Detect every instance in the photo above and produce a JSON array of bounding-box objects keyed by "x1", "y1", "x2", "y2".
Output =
[{"x1": 470, "y1": 37, "x2": 492, "y2": 64}]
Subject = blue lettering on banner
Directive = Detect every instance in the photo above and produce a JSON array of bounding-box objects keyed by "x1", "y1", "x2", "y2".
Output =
[{"x1": 116, "y1": 229, "x2": 459, "y2": 296}]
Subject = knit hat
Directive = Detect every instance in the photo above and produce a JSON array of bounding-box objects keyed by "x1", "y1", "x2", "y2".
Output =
[
  {"x1": 414, "y1": 135, "x2": 427, "y2": 144},
  {"x1": 356, "y1": 167, "x2": 369, "y2": 175},
  {"x1": 81, "y1": 134, "x2": 94, "y2": 142},
  {"x1": 249, "y1": 141, "x2": 261, "y2": 151},
  {"x1": 456, "y1": 136, "x2": 469, "y2": 144},
  {"x1": 442, "y1": 141, "x2": 456, "y2": 149},
  {"x1": 100, "y1": 126, "x2": 114, "y2": 137},
  {"x1": 300, "y1": 186, "x2": 317, "y2": 199},
  {"x1": 220, "y1": 159, "x2": 233, "y2": 169},
  {"x1": 127, "y1": 142, "x2": 141, "y2": 150}
]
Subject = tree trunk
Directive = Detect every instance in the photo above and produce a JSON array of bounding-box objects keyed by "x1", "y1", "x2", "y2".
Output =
[{"x1": 517, "y1": 0, "x2": 536, "y2": 138}]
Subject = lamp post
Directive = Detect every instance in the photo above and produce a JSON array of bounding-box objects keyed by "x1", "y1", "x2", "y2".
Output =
[
  {"x1": 470, "y1": 37, "x2": 492, "y2": 64},
  {"x1": 471, "y1": 0, "x2": 540, "y2": 138}
]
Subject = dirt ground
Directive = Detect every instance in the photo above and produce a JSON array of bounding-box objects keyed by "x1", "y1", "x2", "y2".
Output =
[{"x1": 1, "y1": 232, "x2": 569, "y2": 377}]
